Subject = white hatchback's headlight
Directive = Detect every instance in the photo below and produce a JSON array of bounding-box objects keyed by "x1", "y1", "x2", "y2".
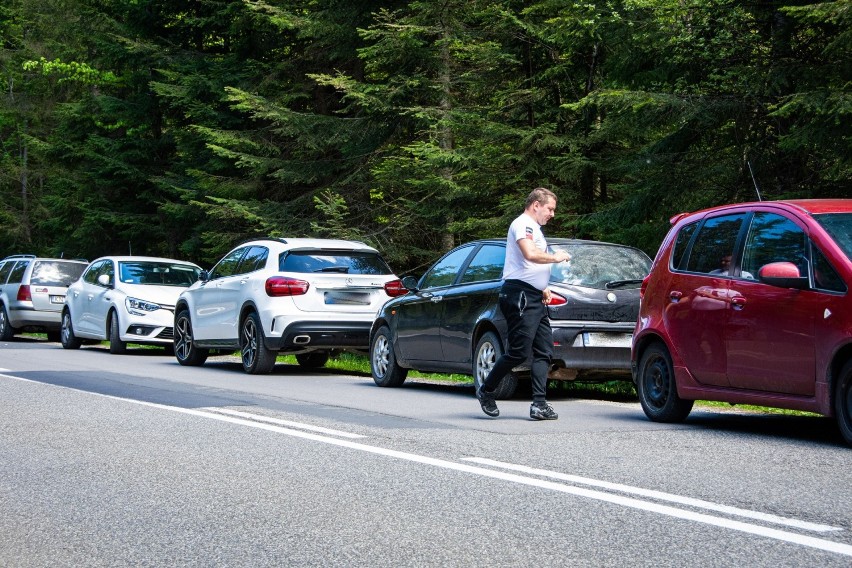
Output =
[{"x1": 126, "y1": 297, "x2": 161, "y2": 315}]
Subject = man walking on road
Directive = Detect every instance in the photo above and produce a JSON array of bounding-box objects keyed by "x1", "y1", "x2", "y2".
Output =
[{"x1": 477, "y1": 187, "x2": 571, "y2": 420}]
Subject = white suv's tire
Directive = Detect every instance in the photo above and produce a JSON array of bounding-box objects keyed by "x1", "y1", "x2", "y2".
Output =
[
  {"x1": 174, "y1": 309, "x2": 208, "y2": 366},
  {"x1": 240, "y1": 311, "x2": 277, "y2": 374}
]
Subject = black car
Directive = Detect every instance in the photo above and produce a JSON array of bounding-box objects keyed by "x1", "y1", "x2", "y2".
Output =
[{"x1": 369, "y1": 238, "x2": 652, "y2": 398}]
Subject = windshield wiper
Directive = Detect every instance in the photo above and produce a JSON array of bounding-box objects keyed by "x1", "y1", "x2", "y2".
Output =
[
  {"x1": 315, "y1": 266, "x2": 350, "y2": 273},
  {"x1": 605, "y1": 279, "x2": 644, "y2": 289}
]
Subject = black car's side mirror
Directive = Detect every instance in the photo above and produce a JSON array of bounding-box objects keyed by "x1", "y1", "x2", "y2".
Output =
[
  {"x1": 758, "y1": 262, "x2": 809, "y2": 290},
  {"x1": 401, "y1": 275, "x2": 420, "y2": 292},
  {"x1": 198, "y1": 270, "x2": 210, "y2": 282}
]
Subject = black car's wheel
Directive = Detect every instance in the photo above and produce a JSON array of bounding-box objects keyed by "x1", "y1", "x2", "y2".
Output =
[
  {"x1": 371, "y1": 325, "x2": 408, "y2": 387},
  {"x1": 108, "y1": 312, "x2": 127, "y2": 354},
  {"x1": 0, "y1": 304, "x2": 16, "y2": 341},
  {"x1": 240, "y1": 311, "x2": 277, "y2": 374},
  {"x1": 60, "y1": 309, "x2": 82, "y2": 349},
  {"x1": 835, "y1": 360, "x2": 852, "y2": 446},
  {"x1": 296, "y1": 351, "x2": 330, "y2": 369},
  {"x1": 174, "y1": 309, "x2": 208, "y2": 366},
  {"x1": 473, "y1": 331, "x2": 518, "y2": 400},
  {"x1": 637, "y1": 342, "x2": 693, "y2": 422}
]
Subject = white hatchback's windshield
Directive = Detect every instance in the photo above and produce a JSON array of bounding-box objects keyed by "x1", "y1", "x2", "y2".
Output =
[
  {"x1": 815, "y1": 213, "x2": 852, "y2": 261},
  {"x1": 549, "y1": 243, "x2": 651, "y2": 289},
  {"x1": 119, "y1": 262, "x2": 200, "y2": 286}
]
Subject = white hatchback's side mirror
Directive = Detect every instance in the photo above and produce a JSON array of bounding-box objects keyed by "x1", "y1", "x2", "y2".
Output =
[{"x1": 97, "y1": 274, "x2": 112, "y2": 287}]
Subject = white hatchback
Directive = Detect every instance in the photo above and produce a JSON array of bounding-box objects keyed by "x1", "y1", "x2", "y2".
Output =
[
  {"x1": 173, "y1": 238, "x2": 405, "y2": 374},
  {"x1": 61, "y1": 256, "x2": 201, "y2": 353}
]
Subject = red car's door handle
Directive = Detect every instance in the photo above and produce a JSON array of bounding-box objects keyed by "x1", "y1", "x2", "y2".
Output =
[{"x1": 730, "y1": 296, "x2": 746, "y2": 309}]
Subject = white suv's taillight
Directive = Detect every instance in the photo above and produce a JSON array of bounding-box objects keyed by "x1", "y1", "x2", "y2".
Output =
[
  {"x1": 383, "y1": 279, "x2": 407, "y2": 297},
  {"x1": 265, "y1": 276, "x2": 309, "y2": 297}
]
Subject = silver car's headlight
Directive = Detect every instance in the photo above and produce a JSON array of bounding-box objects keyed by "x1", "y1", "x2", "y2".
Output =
[{"x1": 126, "y1": 297, "x2": 161, "y2": 316}]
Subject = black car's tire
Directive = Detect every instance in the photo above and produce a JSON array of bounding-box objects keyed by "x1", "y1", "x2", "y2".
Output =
[
  {"x1": 371, "y1": 326, "x2": 408, "y2": 387},
  {"x1": 109, "y1": 312, "x2": 127, "y2": 354},
  {"x1": 174, "y1": 309, "x2": 208, "y2": 366},
  {"x1": 60, "y1": 309, "x2": 82, "y2": 349},
  {"x1": 835, "y1": 360, "x2": 852, "y2": 446},
  {"x1": 240, "y1": 311, "x2": 277, "y2": 374},
  {"x1": 0, "y1": 304, "x2": 16, "y2": 341},
  {"x1": 473, "y1": 331, "x2": 518, "y2": 400},
  {"x1": 637, "y1": 342, "x2": 693, "y2": 422},
  {"x1": 296, "y1": 351, "x2": 330, "y2": 369}
]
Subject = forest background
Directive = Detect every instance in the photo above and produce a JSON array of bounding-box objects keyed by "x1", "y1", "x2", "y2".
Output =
[{"x1": 1, "y1": 0, "x2": 849, "y2": 275}]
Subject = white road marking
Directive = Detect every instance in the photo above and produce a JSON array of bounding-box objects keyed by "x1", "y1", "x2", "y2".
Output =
[
  {"x1": 462, "y1": 457, "x2": 841, "y2": 533},
  {"x1": 200, "y1": 407, "x2": 365, "y2": 439},
  {"x1": 3, "y1": 372, "x2": 851, "y2": 557}
]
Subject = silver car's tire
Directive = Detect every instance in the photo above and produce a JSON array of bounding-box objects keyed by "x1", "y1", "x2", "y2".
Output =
[
  {"x1": 240, "y1": 311, "x2": 277, "y2": 374},
  {"x1": 0, "y1": 304, "x2": 16, "y2": 341},
  {"x1": 371, "y1": 326, "x2": 407, "y2": 387},
  {"x1": 60, "y1": 309, "x2": 82, "y2": 349},
  {"x1": 473, "y1": 331, "x2": 517, "y2": 400},
  {"x1": 174, "y1": 309, "x2": 208, "y2": 366}
]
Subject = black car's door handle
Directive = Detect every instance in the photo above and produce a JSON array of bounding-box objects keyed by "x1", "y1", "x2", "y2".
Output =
[{"x1": 430, "y1": 296, "x2": 443, "y2": 303}]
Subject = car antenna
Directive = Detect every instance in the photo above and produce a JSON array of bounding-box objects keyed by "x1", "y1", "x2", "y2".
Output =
[
  {"x1": 128, "y1": 241, "x2": 132, "y2": 256},
  {"x1": 747, "y1": 160, "x2": 763, "y2": 201}
]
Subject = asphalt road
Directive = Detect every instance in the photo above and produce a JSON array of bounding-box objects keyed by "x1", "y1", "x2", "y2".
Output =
[{"x1": 1, "y1": 338, "x2": 850, "y2": 567}]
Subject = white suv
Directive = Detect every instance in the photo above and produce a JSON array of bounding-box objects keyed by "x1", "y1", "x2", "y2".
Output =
[
  {"x1": 61, "y1": 256, "x2": 201, "y2": 353},
  {"x1": 174, "y1": 238, "x2": 404, "y2": 374}
]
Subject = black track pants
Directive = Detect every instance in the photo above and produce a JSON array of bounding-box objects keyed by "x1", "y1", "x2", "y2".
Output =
[{"x1": 481, "y1": 280, "x2": 552, "y2": 402}]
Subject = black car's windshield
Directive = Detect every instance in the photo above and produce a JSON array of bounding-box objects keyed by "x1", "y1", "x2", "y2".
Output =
[
  {"x1": 119, "y1": 262, "x2": 200, "y2": 286},
  {"x1": 549, "y1": 243, "x2": 651, "y2": 289},
  {"x1": 815, "y1": 213, "x2": 852, "y2": 261},
  {"x1": 280, "y1": 250, "x2": 392, "y2": 275}
]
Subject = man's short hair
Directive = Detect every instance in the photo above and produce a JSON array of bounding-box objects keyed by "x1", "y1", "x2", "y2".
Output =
[{"x1": 525, "y1": 187, "x2": 557, "y2": 209}]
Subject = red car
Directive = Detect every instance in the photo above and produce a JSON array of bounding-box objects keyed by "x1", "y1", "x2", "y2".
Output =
[{"x1": 632, "y1": 199, "x2": 852, "y2": 444}]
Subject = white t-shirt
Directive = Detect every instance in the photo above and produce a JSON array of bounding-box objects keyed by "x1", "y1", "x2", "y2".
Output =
[{"x1": 502, "y1": 212, "x2": 551, "y2": 290}]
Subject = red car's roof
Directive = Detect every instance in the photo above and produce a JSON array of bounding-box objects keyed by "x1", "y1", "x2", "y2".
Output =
[{"x1": 670, "y1": 199, "x2": 852, "y2": 224}]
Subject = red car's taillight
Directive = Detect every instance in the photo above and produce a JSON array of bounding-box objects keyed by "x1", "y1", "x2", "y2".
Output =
[
  {"x1": 640, "y1": 275, "x2": 650, "y2": 300},
  {"x1": 16, "y1": 285, "x2": 32, "y2": 302},
  {"x1": 547, "y1": 292, "x2": 567, "y2": 306},
  {"x1": 384, "y1": 279, "x2": 407, "y2": 297},
  {"x1": 265, "y1": 276, "x2": 309, "y2": 297}
]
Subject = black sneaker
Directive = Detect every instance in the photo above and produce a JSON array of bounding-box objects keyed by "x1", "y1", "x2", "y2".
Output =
[
  {"x1": 477, "y1": 386, "x2": 499, "y2": 417},
  {"x1": 530, "y1": 402, "x2": 558, "y2": 420}
]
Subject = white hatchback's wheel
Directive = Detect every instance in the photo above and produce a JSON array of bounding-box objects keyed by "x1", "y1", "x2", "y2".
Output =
[{"x1": 60, "y1": 309, "x2": 82, "y2": 349}]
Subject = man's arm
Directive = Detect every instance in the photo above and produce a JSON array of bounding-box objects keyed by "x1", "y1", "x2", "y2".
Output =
[{"x1": 517, "y1": 238, "x2": 571, "y2": 264}]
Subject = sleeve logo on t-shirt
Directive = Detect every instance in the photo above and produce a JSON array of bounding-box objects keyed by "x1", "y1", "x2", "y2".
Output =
[{"x1": 525, "y1": 226, "x2": 534, "y2": 239}]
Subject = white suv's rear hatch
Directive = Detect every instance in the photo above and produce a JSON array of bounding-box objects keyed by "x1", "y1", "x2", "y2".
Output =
[{"x1": 280, "y1": 249, "x2": 395, "y2": 314}]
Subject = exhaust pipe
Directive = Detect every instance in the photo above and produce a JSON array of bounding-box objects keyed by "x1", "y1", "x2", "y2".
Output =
[{"x1": 293, "y1": 335, "x2": 311, "y2": 345}]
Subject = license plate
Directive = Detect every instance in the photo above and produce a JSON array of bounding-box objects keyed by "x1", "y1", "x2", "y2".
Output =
[
  {"x1": 324, "y1": 291, "x2": 371, "y2": 305},
  {"x1": 50, "y1": 295, "x2": 65, "y2": 304},
  {"x1": 583, "y1": 332, "x2": 632, "y2": 348}
]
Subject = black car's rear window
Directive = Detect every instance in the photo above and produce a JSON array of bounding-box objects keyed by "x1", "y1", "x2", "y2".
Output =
[
  {"x1": 30, "y1": 261, "x2": 86, "y2": 286},
  {"x1": 549, "y1": 243, "x2": 651, "y2": 289},
  {"x1": 279, "y1": 250, "x2": 392, "y2": 275}
]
